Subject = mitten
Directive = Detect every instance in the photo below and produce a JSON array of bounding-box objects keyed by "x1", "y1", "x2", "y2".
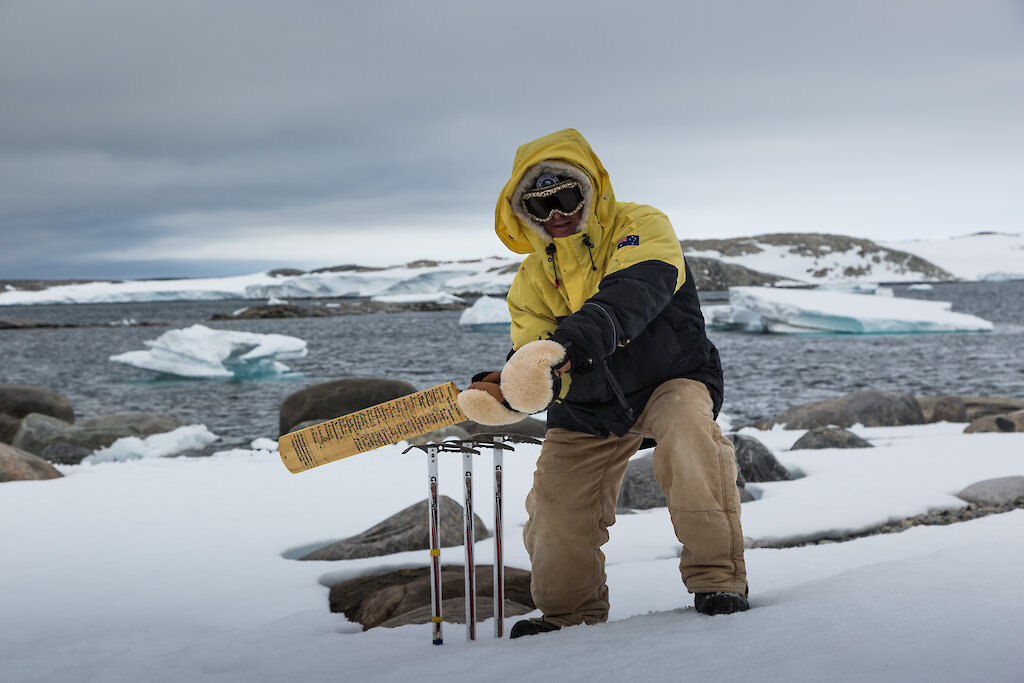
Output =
[
  {"x1": 500, "y1": 340, "x2": 567, "y2": 414},
  {"x1": 458, "y1": 371, "x2": 528, "y2": 426}
]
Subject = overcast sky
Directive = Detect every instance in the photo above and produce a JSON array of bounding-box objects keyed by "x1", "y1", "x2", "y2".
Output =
[{"x1": 1, "y1": 1, "x2": 1022, "y2": 279}]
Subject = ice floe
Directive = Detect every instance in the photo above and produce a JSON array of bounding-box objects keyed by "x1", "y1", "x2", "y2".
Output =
[
  {"x1": 109, "y1": 324, "x2": 307, "y2": 379},
  {"x1": 722, "y1": 287, "x2": 993, "y2": 334}
]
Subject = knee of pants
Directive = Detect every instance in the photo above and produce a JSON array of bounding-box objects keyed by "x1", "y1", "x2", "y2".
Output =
[{"x1": 653, "y1": 427, "x2": 738, "y2": 511}]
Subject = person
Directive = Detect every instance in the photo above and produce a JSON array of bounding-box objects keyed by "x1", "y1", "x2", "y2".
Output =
[{"x1": 458, "y1": 129, "x2": 748, "y2": 638}]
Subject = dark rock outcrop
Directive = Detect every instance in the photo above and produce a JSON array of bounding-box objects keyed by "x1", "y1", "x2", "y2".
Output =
[
  {"x1": 730, "y1": 434, "x2": 792, "y2": 482},
  {"x1": 771, "y1": 390, "x2": 925, "y2": 430},
  {"x1": 299, "y1": 496, "x2": 490, "y2": 561},
  {"x1": 959, "y1": 396, "x2": 1024, "y2": 422},
  {"x1": 0, "y1": 385, "x2": 74, "y2": 444},
  {"x1": 0, "y1": 442, "x2": 63, "y2": 482},
  {"x1": 790, "y1": 427, "x2": 873, "y2": 450},
  {"x1": 279, "y1": 378, "x2": 418, "y2": 435},
  {"x1": 329, "y1": 564, "x2": 534, "y2": 630},
  {"x1": 963, "y1": 409, "x2": 1024, "y2": 434},
  {"x1": 616, "y1": 433, "x2": 785, "y2": 510},
  {"x1": 12, "y1": 412, "x2": 186, "y2": 462},
  {"x1": 916, "y1": 396, "x2": 968, "y2": 424}
]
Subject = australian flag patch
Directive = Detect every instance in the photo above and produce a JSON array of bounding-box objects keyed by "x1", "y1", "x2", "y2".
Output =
[{"x1": 617, "y1": 235, "x2": 640, "y2": 249}]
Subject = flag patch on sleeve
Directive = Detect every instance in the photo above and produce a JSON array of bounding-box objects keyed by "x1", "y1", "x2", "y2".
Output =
[{"x1": 617, "y1": 235, "x2": 640, "y2": 249}]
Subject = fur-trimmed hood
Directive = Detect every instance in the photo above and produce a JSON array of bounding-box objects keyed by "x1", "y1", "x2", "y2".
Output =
[{"x1": 495, "y1": 129, "x2": 617, "y2": 255}]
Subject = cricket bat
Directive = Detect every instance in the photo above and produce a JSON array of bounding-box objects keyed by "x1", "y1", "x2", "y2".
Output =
[{"x1": 278, "y1": 382, "x2": 467, "y2": 473}]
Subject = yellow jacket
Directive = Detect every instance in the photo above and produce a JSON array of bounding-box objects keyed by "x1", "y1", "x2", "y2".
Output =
[{"x1": 493, "y1": 129, "x2": 723, "y2": 436}]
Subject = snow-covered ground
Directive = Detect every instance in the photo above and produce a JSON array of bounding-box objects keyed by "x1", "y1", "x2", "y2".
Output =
[
  {"x1": 0, "y1": 257, "x2": 519, "y2": 307},
  {"x1": 2, "y1": 421, "x2": 1022, "y2": 682},
  {"x1": 886, "y1": 233, "x2": 1024, "y2": 282}
]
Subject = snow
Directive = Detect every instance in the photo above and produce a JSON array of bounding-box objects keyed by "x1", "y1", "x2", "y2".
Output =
[
  {"x1": 109, "y1": 324, "x2": 308, "y2": 379},
  {"x1": 886, "y1": 232, "x2": 1024, "y2": 282},
  {"x1": 727, "y1": 287, "x2": 993, "y2": 334},
  {"x1": 370, "y1": 292, "x2": 465, "y2": 305},
  {"x1": 1, "y1": 421, "x2": 1022, "y2": 682},
  {"x1": 84, "y1": 425, "x2": 220, "y2": 464},
  {"x1": 0, "y1": 234, "x2": 1020, "y2": 309},
  {"x1": 0, "y1": 257, "x2": 520, "y2": 306}
]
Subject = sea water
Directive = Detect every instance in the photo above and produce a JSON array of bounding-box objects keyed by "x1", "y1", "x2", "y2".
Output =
[{"x1": 1, "y1": 281, "x2": 1022, "y2": 450}]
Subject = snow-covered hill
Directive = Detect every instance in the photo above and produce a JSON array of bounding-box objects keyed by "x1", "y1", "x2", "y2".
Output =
[
  {"x1": 884, "y1": 232, "x2": 1024, "y2": 282},
  {"x1": 0, "y1": 233, "x2": 1019, "y2": 307}
]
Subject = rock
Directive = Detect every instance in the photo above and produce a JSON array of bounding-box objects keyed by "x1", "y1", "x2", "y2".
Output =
[
  {"x1": 959, "y1": 396, "x2": 1024, "y2": 421},
  {"x1": 728, "y1": 434, "x2": 792, "y2": 482},
  {"x1": 616, "y1": 439, "x2": 773, "y2": 511},
  {"x1": 963, "y1": 409, "x2": 1024, "y2": 434},
  {"x1": 0, "y1": 384, "x2": 74, "y2": 444},
  {"x1": 329, "y1": 564, "x2": 534, "y2": 629},
  {"x1": 299, "y1": 496, "x2": 490, "y2": 561},
  {"x1": 458, "y1": 417, "x2": 547, "y2": 440},
  {"x1": 0, "y1": 442, "x2": 63, "y2": 482},
  {"x1": 771, "y1": 390, "x2": 924, "y2": 430},
  {"x1": 617, "y1": 454, "x2": 666, "y2": 510},
  {"x1": 405, "y1": 425, "x2": 470, "y2": 446},
  {"x1": 790, "y1": 427, "x2": 873, "y2": 450},
  {"x1": 12, "y1": 412, "x2": 187, "y2": 462},
  {"x1": 955, "y1": 477, "x2": 1024, "y2": 506},
  {"x1": 379, "y1": 597, "x2": 534, "y2": 629},
  {"x1": 279, "y1": 378, "x2": 418, "y2": 435},
  {"x1": 916, "y1": 396, "x2": 968, "y2": 423}
]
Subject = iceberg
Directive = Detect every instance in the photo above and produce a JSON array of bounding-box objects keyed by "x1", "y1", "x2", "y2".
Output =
[
  {"x1": 110, "y1": 324, "x2": 307, "y2": 379},
  {"x1": 727, "y1": 287, "x2": 993, "y2": 334},
  {"x1": 458, "y1": 295, "x2": 511, "y2": 332}
]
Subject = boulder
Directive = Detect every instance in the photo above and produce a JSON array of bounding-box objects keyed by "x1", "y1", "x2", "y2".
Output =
[
  {"x1": 0, "y1": 442, "x2": 63, "y2": 482},
  {"x1": 729, "y1": 434, "x2": 792, "y2": 482},
  {"x1": 12, "y1": 412, "x2": 186, "y2": 463},
  {"x1": 959, "y1": 396, "x2": 1024, "y2": 422},
  {"x1": 617, "y1": 453, "x2": 666, "y2": 510},
  {"x1": 771, "y1": 390, "x2": 924, "y2": 430},
  {"x1": 405, "y1": 425, "x2": 470, "y2": 446},
  {"x1": 459, "y1": 417, "x2": 547, "y2": 440},
  {"x1": 956, "y1": 477, "x2": 1024, "y2": 506},
  {"x1": 616, "y1": 435, "x2": 780, "y2": 511},
  {"x1": 329, "y1": 564, "x2": 534, "y2": 630},
  {"x1": 0, "y1": 384, "x2": 74, "y2": 444},
  {"x1": 790, "y1": 427, "x2": 873, "y2": 450},
  {"x1": 916, "y1": 396, "x2": 968, "y2": 424},
  {"x1": 299, "y1": 496, "x2": 490, "y2": 561},
  {"x1": 279, "y1": 378, "x2": 418, "y2": 435},
  {"x1": 963, "y1": 409, "x2": 1024, "y2": 434}
]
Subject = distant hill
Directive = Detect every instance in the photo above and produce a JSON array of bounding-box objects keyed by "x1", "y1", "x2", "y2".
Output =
[{"x1": 680, "y1": 233, "x2": 956, "y2": 285}]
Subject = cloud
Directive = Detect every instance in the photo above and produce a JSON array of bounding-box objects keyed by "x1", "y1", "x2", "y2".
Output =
[{"x1": 1, "y1": 1, "x2": 1022, "y2": 278}]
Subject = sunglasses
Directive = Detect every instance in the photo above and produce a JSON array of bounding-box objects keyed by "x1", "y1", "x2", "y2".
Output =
[{"x1": 522, "y1": 181, "x2": 585, "y2": 222}]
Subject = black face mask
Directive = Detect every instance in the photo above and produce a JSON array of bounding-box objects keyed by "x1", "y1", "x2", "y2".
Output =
[{"x1": 521, "y1": 181, "x2": 585, "y2": 222}]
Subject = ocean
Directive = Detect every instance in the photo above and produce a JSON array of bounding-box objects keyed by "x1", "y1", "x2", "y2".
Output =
[{"x1": 2, "y1": 281, "x2": 1022, "y2": 450}]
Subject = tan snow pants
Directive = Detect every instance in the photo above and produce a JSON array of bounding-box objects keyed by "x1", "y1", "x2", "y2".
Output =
[{"x1": 523, "y1": 378, "x2": 747, "y2": 626}]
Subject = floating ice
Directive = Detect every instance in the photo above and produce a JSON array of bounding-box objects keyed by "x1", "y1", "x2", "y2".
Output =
[
  {"x1": 458, "y1": 296, "x2": 511, "y2": 332},
  {"x1": 727, "y1": 287, "x2": 993, "y2": 334},
  {"x1": 369, "y1": 292, "x2": 465, "y2": 304},
  {"x1": 110, "y1": 324, "x2": 307, "y2": 379}
]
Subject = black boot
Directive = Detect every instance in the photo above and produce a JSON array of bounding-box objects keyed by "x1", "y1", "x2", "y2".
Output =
[
  {"x1": 509, "y1": 618, "x2": 562, "y2": 639},
  {"x1": 694, "y1": 591, "x2": 750, "y2": 615}
]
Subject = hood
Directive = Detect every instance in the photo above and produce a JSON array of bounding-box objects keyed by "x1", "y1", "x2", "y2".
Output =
[{"x1": 494, "y1": 129, "x2": 617, "y2": 255}]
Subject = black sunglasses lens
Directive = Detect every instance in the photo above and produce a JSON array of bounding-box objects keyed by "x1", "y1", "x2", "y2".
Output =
[{"x1": 524, "y1": 185, "x2": 584, "y2": 221}]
